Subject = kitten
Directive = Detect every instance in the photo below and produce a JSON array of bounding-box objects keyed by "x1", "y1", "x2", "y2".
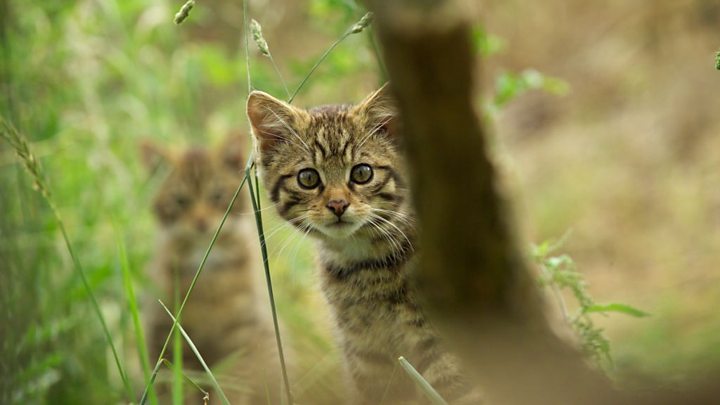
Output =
[
  {"x1": 247, "y1": 86, "x2": 481, "y2": 404},
  {"x1": 141, "y1": 135, "x2": 280, "y2": 404}
]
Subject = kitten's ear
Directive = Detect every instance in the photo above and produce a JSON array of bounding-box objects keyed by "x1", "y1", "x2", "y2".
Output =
[
  {"x1": 139, "y1": 140, "x2": 170, "y2": 173},
  {"x1": 246, "y1": 91, "x2": 307, "y2": 154},
  {"x1": 353, "y1": 83, "x2": 399, "y2": 140},
  {"x1": 218, "y1": 132, "x2": 248, "y2": 171}
]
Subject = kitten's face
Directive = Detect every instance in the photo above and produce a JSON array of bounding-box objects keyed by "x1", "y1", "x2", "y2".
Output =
[
  {"x1": 247, "y1": 86, "x2": 407, "y2": 240},
  {"x1": 141, "y1": 137, "x2": 248, "y2": 243}
]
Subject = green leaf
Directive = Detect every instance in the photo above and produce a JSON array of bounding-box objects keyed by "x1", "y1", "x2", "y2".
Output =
[
  {"x1": 546, "y1": 254, "x2": 574, "y2": 270},
  {"x1": 585, "y1": 303, "x2": 650, "y2": 318},
  {"x1": 472, "y1": 25, "x2": 505, "y2": 56}
]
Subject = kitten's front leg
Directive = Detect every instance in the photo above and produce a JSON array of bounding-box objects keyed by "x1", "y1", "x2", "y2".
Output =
[
  {"x1": 343, "y1": 345, "x2": 415, "y2": 404},
  {"x1": 400, "y1": 312, "x2": 483, "y2": 404}
]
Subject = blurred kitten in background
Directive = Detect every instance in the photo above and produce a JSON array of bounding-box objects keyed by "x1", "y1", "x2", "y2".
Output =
[{"x1": 140, "y1": 135, "x2": 281, "y2": 404}]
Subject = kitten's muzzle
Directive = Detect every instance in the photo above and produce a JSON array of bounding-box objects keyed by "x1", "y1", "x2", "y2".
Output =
[{"x1": 326, "y1": 199, "x2": 349, "y2": 217}]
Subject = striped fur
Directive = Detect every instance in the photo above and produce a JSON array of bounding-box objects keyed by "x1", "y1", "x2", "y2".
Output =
[
  {"x1": 248, "y1": 86, "x2": 482, "y2": 404},
  {"x1": 142, "y1": 137, "x2": 282, "y2": 404}
]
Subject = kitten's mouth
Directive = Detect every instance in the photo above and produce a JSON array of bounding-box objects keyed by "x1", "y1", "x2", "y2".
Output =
[
  {"x1": 329, "y1": 219, "x2": 352, "y2": 227},
  {"x1": 315, "y1": 218, "x2": 363, "y2": 239}
]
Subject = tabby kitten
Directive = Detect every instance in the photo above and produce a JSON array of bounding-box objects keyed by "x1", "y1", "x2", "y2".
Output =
[
  {"x1": 141, "y1": 136, "x2": 280, "y2": 404},
  {"x1": 247, "y1": 86, "x2": 481, "y2": 404}
]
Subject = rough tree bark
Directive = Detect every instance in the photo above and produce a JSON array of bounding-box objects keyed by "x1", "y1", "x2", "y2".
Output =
[{"x1": 364, "y1": 1, "x2": 716, "y2": 404}]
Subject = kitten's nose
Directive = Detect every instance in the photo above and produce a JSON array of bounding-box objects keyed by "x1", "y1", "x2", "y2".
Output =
[
  {"x1": 326, "y1": 199, "x2": 349, "y2": 217},
  {"x1": 195, "y1": 219, "x2": 209, "y2": 232}
]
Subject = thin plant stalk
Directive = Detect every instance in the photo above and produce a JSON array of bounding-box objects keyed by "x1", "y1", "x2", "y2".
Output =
[
  {"x1": 268, "y1": 56, "x2": 290, "y2": 99},
  {"x1": 139, "y1": 173, "x2": 249, "y2": 405},
  {"x1": 249, "y1": 18, "x2": 290, "y2": 99},
  {"x1": 161, "y1": 359, "x2": 210, "y2": 403},
  {"x1": 245, "y1": 162, "x2": 294, "y2": 405},
  {"x1": 243, "y1": 4, "x2": 293, "y2": 402},
  {"x1": 367, "y1": 26, "x2": 388, "y2": 82},
  {"x1": 145, "y1": 358, "x2": 165, "y2": 399},
  {"x1": 116, "y1": 232, "x2": 158, "y2": 405},
  {"x1": 287, "y1": 31, "x2": 349, "y2": 103},
  {"x1": 397, "y1": 356, "x2": 448, "y2": 405},
  {"x1": 288, "y1": 12, "x2": 374, "y2": 103},
  {"x1": 243, "y1": 0, "x2": 252, "y2": 92},
  {"x1": 0, "y1": 118, "x2": 133, "y2": 399},
  {"x1": 159, "y1": 300, "x2": 231, "y2": 405},
  {"x1": 172, "y1": 276, "x2": 184, "y2": 405}
]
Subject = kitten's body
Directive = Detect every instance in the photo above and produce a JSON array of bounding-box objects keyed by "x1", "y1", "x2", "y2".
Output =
[
  {"x1": 142, "y1": 138, "x2": 280, "y2": 404},
  {"x1": 248, "y1": 89, "x2": 481, "y2": 404}
]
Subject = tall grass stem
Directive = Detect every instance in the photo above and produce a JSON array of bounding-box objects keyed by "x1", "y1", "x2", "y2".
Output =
[
  {"x1": 288, "y1": 12, "x2": 373, "y2": 103},
  {"x1": 397, "y1": 356, "x2": 448, "y2": 405},
  {"x1": 159, "y1": 300, "x2": 231, "y2": 405},
  {"x1": 246, "y1": 162, "x2": 294, "y2": 405},
  {"x1": 116, "y1": 232, "x2": 158, "y2": 405},
  {"x1": 0, "y1": 118, "x2": 133, "y2": 400}
]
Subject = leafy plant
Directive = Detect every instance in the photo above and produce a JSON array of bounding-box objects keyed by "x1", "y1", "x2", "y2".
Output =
[{"x1": 533, "y1": 236, "x2": 649, "y2": 369}]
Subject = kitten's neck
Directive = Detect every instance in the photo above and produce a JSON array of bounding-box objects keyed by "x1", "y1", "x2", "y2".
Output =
[
  {"x1": 316, "y1": 221, "x2": 416, "y2": 267},
  {"x1": 317, "y1": 236, "x2": 378, "y2": 265}
]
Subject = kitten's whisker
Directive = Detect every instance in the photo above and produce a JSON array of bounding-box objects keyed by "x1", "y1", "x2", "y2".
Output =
[
  {"x1": 239, "y1": 201, "x2": 279, "y2": 216},
  {"x1": 366, "y1": 216, "x2": 402, "y2": 255},
  {"x1": 262, "y1": 222, "x2": 292, "y2": 245},
  {"x1": 357, "y1": 117, "x2": 393, "y2": 149},
  {"x1": 374, "y1": 215, "x2": 412, "y2": 250},
  {"x1": 289, "y1": 225, "x2": 313, "y2": 271},
  {"x1": 265, "y1": 107, "x2": 311, "y2": 153},
  {"x1": 273, "y1": 220, "x2": 312, "y2": 260},
  {"x1": 369, "y1": 213, "x2": 412, "y2": 253},
  {"x1": 262, "y1": 214, "x2": 309, "y2": 247},
  {"x1": 370, "y1": 208, "x2": 416, "y2": 227},
  {"x1": 257, "y1": 130, "x2": 306, "y2": 152}
]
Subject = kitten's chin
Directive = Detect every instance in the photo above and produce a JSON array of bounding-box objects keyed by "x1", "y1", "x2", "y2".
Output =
[{"x1": 315, "y1": 220, "x2": 364, "y2": 240}]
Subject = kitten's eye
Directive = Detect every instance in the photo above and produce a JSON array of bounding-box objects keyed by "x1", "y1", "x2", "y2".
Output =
[
  {"x1": 210, "y1": 189, "x2": 225, "y2": 203},
  {"x1": 297, "y1": 168, "x2": 321, "y2": 189},
  {"x1": 175, "y1": 195, "x2": 190, "y2": 208},
  {"x1": 350, "y1": 164, "x2": 373, "y2": 184}
]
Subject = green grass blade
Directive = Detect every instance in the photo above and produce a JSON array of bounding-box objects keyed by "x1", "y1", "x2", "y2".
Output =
[
  {"x1": 172, "y1": 277, "x2": 184, "y2": 405},
  {"x1": 397, "y1": 356, "x2": 448, "y2": 405},
  {"x1": 245, "y1": 161, "x2": 294, "y2": 404},
  {"x1": 287, "y1": 31, "x2": 350, "y2": 103},
  {"x1": 116, "y1": 232, "x2": 157, "y2": 405},
  {"x1": 139, "y1": 171, "x2": 249, "y2": 404},
  {"x1": 584, "y1": 303, "x2": 651, "y2": 318},
  {"x1": 161, "y1": 359, "x2": 209, "y2": 402},
  {"x1": 243, "y1": 0, "x2": 252, "y2": 92},
  {"x1": 159, "y1": 300, "x2": 231, "y2": 405},
  {"x1": 0, "y1": 117, "x2": 133, "y2": 400},
  {"x1": 287, "y1": 12, "x2": 374, "y2": 103},
  {"x1": 144, "y1": 358, "x2": 165, "y2": 399}
]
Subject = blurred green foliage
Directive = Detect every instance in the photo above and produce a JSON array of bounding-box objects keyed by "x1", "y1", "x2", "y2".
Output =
[{"x1": 3, "y1": 0, "x2": 719, "y2": 403}]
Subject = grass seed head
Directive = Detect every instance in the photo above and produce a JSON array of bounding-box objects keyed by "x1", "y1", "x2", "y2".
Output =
[
  {"x1": 174, "y1": 0, "x2": 195, "y2": 25},
  {"x1": 250, "y1": 19, "x2": 270, "y2": 56},
  {"x1": 350, "y1": 12, "x2": 374, "y2": 34}
]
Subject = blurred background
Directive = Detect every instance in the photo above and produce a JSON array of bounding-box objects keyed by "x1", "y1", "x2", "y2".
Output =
[{"x1": 1, "y1": 0, "x2": 718, "y2": 403}]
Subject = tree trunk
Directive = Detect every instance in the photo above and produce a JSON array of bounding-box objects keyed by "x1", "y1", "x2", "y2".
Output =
[{"x1": 363, "y1": 1, "x2": 718, "y2": 404}]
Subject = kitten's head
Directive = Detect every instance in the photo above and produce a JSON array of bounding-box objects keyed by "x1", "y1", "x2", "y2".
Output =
[
  {"x1": 247, "y1": 85, "x2": 408, "y2": 241},
  {"x1": 141, "y1": 135, "x2": 248, "y2": 242}
]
